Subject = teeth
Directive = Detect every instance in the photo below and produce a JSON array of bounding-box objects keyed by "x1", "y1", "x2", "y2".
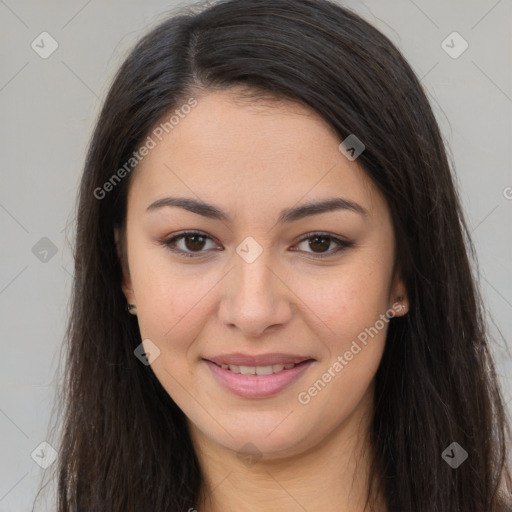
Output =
[
  {"x1": 256, "y1": 366, "x2": 273, "y2": 376},
  {"x1": 239, "y1": 365, "x2": 256, "y2": 375},
  {"x1": 218, "y1": 363, "x2": 298, "y2": 374}
]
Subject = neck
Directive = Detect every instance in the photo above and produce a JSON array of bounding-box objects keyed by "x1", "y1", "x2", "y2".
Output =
[{"x1": 189, "y1": 387, "x2": 387, "y2": 512}]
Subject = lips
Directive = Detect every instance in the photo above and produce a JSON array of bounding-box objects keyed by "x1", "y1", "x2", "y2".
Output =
[{"x1": 202, "y1": 353, "x2": 316, "y2": 398}]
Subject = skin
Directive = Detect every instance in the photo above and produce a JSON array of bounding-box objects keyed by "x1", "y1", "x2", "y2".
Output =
[{"x1": 116, "y1": 87, "x2": 408, "y2": 512}]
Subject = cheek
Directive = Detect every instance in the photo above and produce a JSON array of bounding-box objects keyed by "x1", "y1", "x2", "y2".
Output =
[
  {"x1": 287, "y1": 257, "x2": 392, "y2": 414},
  {"x1": 294, "y1": 268, "x2": 390, "y2": 428},
  {"x1": 290, "y1": 258, "x2": 393, "y2": 352},
  {"x1": 129, "y1": 256, "x2": 217, "y2": 401},
  {"x1": 127, "y1": 244, "x2": 220, "y2": 355}
]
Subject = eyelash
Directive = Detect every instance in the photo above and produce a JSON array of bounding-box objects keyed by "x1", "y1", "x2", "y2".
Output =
[{"x1": 159, "y1": 230, "x2": 352, "y2": 259}]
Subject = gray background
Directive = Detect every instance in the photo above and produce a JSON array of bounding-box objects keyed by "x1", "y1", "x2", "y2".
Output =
[{"x1": 1, "y1": 0, "x2": 511, "y2": 510}]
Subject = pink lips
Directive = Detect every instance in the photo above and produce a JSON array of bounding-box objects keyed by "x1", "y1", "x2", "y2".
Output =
[{"x1": 203, "y1": 354, "x2": 315, "y2": 399}]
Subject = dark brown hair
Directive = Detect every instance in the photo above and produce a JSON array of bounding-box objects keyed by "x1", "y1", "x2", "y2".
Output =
[{"x1": 38, "y1": 0, "x2": 512, "y2": 510}]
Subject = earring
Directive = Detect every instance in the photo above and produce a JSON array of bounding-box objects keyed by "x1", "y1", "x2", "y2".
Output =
[
  {"x1": 397, "y1": 296, "x2": 407, "y2": 312},
  {"x1": 126, "y1": 304, "x2": 137, "y2": 314}
]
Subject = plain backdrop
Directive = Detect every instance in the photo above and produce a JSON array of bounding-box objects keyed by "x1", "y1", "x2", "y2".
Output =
[{"x1": 0, "y1": 0, "x2": 511, "y2": 510}]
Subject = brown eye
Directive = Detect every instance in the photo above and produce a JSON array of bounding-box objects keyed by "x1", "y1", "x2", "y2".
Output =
[
  {"x1": 308, "y1": 235, "x2": 332, "y2": 253},
  {"x1": 183, "y1": 234, "x2": 207, "y2": 252},
  {"x1": 293, "y1": 233, "x2": 350, "y2": 258},
  {"x1": 162, "y1": 231, "x2": 218, "y2": 257}
]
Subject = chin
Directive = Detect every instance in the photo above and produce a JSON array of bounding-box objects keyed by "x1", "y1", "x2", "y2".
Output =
[{"x1": 203, "y1": 417, "x2": 318, "y2": 461}]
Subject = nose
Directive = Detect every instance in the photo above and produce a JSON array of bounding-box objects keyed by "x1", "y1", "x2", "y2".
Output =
[{"x1": 218, "y1": 250, "x2": 293, "y2": 337}]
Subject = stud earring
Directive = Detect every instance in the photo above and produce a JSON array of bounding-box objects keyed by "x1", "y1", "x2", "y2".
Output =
[
  {"x1": 397, "y1": 296, "x2": 407, "y2": 312},
  {"x1": 126, "y1": 304, "x2": 137, "y2": 314}
]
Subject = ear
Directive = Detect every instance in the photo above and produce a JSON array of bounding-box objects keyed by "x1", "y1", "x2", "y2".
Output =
[
  {"x1": 114, "y1": 226, "x2": 135, "y2": 305},
  {"x1": 388, "y1": 266, "x2": 409, "y2": 317}
]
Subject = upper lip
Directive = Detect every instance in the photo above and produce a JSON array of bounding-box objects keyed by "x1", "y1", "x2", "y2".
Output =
[{"x1": 204, "y1": 353, "x2": 315, "y2": 366}]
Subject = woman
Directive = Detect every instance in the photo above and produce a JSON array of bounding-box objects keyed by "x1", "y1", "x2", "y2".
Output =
[{"x1": 44, "y1": 0, "x2": 512, "y2": 510}]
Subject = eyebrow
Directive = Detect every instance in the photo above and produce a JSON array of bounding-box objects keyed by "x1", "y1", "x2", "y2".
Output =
[{"x1": 146, "y1": 196, "x2": 368, "y2": 223}]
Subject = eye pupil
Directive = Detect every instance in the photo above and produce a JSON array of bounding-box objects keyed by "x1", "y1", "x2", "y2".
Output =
[
  {"x1": 309, "y1": 236, "x2": 330, "y2": 253},
  {"x1": 185, "y1": 234, "x2": 206, "y2": 251}
]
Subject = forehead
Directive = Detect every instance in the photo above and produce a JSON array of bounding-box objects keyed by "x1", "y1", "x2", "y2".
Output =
[{"x1": 128, "y1": 88, "x2": 381, "y2": 217}]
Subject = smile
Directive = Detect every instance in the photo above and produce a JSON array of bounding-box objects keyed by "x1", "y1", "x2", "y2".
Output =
[{"x1": 204, "y1": 359, "x2": 315, "y2": 399}]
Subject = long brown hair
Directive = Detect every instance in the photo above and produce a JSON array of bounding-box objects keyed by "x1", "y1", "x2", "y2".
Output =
[{"x1": 37, "y1": 0, "x2": 511, "y2": 510}]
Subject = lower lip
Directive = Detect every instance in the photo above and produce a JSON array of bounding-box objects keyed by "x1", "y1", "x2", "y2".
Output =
[{"x1": 203, "y1": 359, "x2": 315, "y2": 399}]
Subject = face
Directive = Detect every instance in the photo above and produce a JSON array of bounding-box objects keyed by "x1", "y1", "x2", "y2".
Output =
[{"x1": 116, "y1": 88, "x2": 408, "y2": 460}]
